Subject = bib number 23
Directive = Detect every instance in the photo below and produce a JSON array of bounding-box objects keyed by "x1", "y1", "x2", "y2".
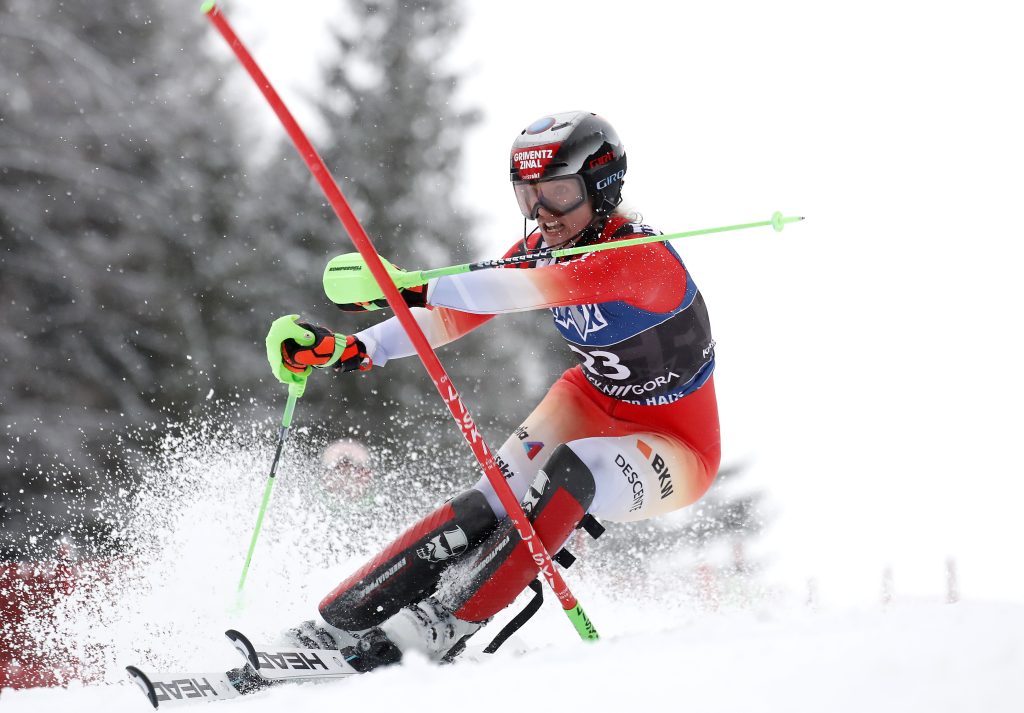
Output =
[{"x1": 568, "y1": 345, "x2": 631, "y2": 381}]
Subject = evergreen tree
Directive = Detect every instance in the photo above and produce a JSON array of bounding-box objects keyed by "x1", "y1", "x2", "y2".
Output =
[
  {"x1": 0, "y1": 0, "x2": 271, "y2": 554},
  {"x1": 249, "y1": 0, "x2": 561, "y2": 471},
  {"x1": 0, "y1": 0, "x2": 557, "y2": 555}
]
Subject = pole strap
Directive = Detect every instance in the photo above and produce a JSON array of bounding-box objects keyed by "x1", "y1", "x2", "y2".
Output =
[{"x1": 483, "y1": 579, "x2": 544, "y2": 654}]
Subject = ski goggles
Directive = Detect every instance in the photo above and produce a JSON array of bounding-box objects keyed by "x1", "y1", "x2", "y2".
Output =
[{"x1": 512, "y1": 175, "x2": 588, "y2": 219}]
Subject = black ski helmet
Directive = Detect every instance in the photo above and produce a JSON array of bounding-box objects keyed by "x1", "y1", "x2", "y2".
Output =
[{"x1": 509, "y1": 111, "x2": 627, "y2": 216}]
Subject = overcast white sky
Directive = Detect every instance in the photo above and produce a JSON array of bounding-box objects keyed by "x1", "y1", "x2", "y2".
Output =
[{"x1": 226, "y1": 0, "x2": 1024, "y2": 606}]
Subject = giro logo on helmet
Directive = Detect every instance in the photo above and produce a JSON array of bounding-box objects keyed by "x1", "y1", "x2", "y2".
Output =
[
  {"x1": 595, "y1": 169, "x2": 625, "y2": 191},
  {"x1": 589, "y1": 151, "x2": 616, "y2": 168}
]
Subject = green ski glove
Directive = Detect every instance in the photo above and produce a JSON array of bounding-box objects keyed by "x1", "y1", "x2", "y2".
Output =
[{"x1": 266, "y1": 315, "x2": 341, "y2": 395}]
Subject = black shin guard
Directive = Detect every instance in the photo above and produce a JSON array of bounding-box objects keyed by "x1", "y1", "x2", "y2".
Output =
[
  {"x1": 437, "y1": 445, "x2": 596, "y2": 623},
  {"x1": 319, "y1": 489, "x2": 497, "y2": 631}
]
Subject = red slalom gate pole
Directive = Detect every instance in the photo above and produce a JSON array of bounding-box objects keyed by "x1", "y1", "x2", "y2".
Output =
[{"x1": 202, "y1": 2, "x2": 597, "y2": 641}]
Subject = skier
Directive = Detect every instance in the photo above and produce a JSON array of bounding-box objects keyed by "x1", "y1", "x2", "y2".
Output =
[{"x1": 265, "y1": 111, "x2": 721, "y2": 672}]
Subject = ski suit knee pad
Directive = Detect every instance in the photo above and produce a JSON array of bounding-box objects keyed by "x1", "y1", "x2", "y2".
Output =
[
  {"x1": 438, "y1": 444, "x2": 596, "y2": 623},
  {"x1": 319, "y1": 488, "x2": 497, "y2": 631}
]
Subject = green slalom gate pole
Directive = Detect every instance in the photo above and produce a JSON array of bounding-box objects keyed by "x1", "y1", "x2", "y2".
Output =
[
  {"x1": 323, "y1": 213, "x2": 805, "y2": 306},
  {"x1": 237, "y1": 384, "x2": 301, "y2": 596}
]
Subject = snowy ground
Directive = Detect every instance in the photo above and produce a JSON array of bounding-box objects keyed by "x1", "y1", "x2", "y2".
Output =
[
  {"x1": 4, "y1": 417, "x2": 1021, "y2": 712},
  {"x1": 3, "y1": 600, "x2": 1022, "y2": 713}
]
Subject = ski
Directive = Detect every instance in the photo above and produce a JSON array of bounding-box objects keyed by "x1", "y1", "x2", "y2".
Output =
[
  {"x1": 125, "y1": 665, "x2": 241, "y2": 708},
  {"x1": 224, "y1": 628, "x2": 361, "y2": 682},
  {"x1": 126, "y1": 630, "x2": 360, "y2": 708}
]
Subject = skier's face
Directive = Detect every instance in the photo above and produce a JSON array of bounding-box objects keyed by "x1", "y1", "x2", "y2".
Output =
[{"x1": 535, "y1": 199, "x2": 594, "y2": 246}]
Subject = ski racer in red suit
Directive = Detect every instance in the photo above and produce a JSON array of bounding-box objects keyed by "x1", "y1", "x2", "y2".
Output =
[{"x1": 266, "y1": 111, "x2": 721, "y2": 672}]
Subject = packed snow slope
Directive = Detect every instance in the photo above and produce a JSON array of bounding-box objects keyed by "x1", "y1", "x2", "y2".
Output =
[
  {"x1": 3, "y1": 600, "x2": 1022, "y2": 713},
  {"x1": 3, "y1": 412, "x2": 1021, "y2": 711}
]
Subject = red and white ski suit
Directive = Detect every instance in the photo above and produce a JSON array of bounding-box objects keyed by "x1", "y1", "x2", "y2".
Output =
[{"x1": 356, "y1": 215, "x2": 721, "y2": 524}]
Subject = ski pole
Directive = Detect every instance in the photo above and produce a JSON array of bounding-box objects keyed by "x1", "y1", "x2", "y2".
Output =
[
  {"x1": 203, "y1": 2, "x2": 599, "y2": 641},
  {"x1": 324, "y1": 213, "x2": 805, "y2": 305},
  {"x1": 237, "y1": 384, "x2": 301, "y2": 596}
]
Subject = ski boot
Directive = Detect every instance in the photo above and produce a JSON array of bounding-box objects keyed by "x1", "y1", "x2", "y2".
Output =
[{"x1": 382, "y1": 596, "x2": 483, "y2": 664}]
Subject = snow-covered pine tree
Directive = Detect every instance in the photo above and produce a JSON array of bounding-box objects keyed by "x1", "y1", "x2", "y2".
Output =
[
  {"x1": 0, "y1": 0, "x2": 263, "y2": 555},
  {"x1": 247, "y1": 0, "x2": 562, "y2": 486}
]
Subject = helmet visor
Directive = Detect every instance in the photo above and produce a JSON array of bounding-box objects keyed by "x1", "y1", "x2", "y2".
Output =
[{"x1": 512, "y1": 175, "x2": 588, "y2": 219}]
